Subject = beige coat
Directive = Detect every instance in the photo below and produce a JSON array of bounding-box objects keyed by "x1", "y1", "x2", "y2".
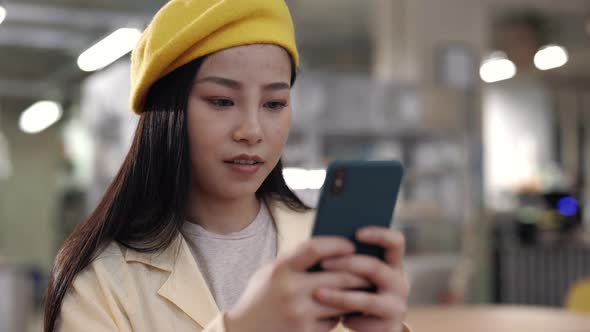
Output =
[{"x1": 58, "y1": 201, "x2": 409, "y2": 332}]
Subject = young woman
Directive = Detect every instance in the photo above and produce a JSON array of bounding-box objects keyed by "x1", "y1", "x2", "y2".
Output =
[{"x1": 44, "y1": 1, "x2": 410, "y2": 331}]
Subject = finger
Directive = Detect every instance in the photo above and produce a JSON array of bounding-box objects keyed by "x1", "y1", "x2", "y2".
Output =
[
  {"x1": 321, "y1": 255, "x2": 407, "y2": 295},
  {"x1": 309, "y1": 271, "x2": 373, "y2": 291},
  {"x1": 285, "y1": 237, "x2": 355, "y2": 271},
  {"x1": 343, "y1": 315, "x2": 406, "y2": 332},
  {"x1": 317, "y1": 316, "x2": 341, "y2": 331},
  {"x1": 305, "y1": 296, "x2": 356, "y2": 320},
  {"x1": 357, "y1": 227, "x2": 405, "y2": 267},
  {"x1": 304, "y1": 272, "x2": 372, "y2": 320},
  {"x1": 314, "y1": 302, "x2": 351, "y2": 320},
  {"x1": 314, "y1": 288, "x2": 401, "y2": 319},
  {"x1": 341, "y1": 315, "x2": 381, "y2": 332}
]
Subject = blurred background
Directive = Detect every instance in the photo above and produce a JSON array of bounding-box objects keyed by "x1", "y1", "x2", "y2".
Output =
[{"x1": 1, "y1": 0, "x2": 590, "y2": 331}]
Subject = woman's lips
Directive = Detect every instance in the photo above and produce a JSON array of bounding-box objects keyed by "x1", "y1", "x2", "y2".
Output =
[{"x1": 223, "y1": 161, "x2": 263, "y2": 174}]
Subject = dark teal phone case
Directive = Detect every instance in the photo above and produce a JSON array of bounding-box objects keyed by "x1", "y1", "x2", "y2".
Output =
[{"x1": 309, "y1": 160, "x2": 404, "y2": 271}]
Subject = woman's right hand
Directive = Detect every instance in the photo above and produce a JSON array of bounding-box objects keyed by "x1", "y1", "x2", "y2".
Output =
[{"x1": 225, "y1": 237, "x2": 371, "y2": 332}]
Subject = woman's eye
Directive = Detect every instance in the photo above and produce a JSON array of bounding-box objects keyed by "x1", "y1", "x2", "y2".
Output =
[
  {"x1": 208, "y1": 98, "x2": 234, "y2": 107},
  {"x1": 264, "y1": 101, "x2": 288, "y2": 111}
]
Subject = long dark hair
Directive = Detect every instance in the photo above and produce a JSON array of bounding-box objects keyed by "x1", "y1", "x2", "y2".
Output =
[{"x1": 44, "y1": 55, "x2": 307, "y2": 332}]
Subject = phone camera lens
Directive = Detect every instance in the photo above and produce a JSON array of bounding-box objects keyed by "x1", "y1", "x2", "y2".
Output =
[{"x1": 331, "y1": 168, "x2": 346, "y2": 194}]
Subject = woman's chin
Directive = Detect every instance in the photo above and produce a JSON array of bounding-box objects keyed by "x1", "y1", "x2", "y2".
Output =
[{"x1": 216, "y1": 183, "x2": 264, "y2": 200}]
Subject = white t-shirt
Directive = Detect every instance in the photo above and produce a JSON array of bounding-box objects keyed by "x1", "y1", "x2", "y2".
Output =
[{"x1": 182, "y1": 202, "x2": 277, "y2": 311}]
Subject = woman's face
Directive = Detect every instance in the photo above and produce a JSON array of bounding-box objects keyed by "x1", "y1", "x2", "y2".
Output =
[{"x1": 187, "y1": 44, "x2": 293, "y2": 200}]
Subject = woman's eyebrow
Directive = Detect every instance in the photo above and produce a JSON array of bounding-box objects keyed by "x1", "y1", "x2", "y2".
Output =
[
  {"x1": 263, "y1": 82, "x2": 291, "y2": 91},
  {"x1": 195, "y1": 76, "x2": 241, "y2": 89},
  {"x1": 195, "y1": 76, "x2": 290, "y2": 90}
]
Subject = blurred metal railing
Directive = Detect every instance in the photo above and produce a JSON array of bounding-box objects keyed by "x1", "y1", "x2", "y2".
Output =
[{"x1": 495, "y1": 245, "x2": 590, "y2": 307}]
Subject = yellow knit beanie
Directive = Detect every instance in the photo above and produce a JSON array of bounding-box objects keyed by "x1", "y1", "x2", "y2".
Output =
[{"x1": 130, "y1": 0, "x2": 299, "y2": 114}]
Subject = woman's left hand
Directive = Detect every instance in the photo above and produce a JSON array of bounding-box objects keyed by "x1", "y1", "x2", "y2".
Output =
[{"x1": 313, "y1": 226, "x2": 409, "y2": 332}]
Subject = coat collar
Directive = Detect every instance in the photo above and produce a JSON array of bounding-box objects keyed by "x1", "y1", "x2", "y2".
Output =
[
  {"x1": 269, "y1": 199, "x2": 315, "y2": 258},
  {"x1": 123, "y1": 199, "x2": 315, "y2": 327}
]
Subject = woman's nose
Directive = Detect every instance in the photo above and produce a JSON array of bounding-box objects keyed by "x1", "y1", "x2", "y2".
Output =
[{"x1": 232, "y1": 108, "x2": 263, "y2": 144}]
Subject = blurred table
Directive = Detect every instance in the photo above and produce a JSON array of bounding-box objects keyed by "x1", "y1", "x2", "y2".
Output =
[{"x1": 405, "y1": 305, "x2": 590, "y2": 332}]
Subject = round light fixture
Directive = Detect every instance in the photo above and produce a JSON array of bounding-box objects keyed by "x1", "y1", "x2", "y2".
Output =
[
  {"x1": 19, "y1": 101, "x2": 63, "y2": 134},
  {"x1": 533, "y1": 44, "x2": 568, "y2": 71},
  {"x1": 479, "y1": 52, "x2": 517, "y2": 83}
]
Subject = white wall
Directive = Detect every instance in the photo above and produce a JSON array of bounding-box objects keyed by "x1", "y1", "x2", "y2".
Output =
[
  {"x1": 483, "y1": 80, "x2": 554, "y2": 210},
  {"x1": 0, "y1": 103, "x2": 60, "y2": 271}
]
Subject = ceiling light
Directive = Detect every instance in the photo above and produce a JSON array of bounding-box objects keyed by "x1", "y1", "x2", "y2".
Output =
[
  {"x1": 19, "y1": 101, "x2": 63, "y2": 134},
  {"x1": 77, "y1": 28, "x2": 141, "y2": 72},
  {"x1": 0, "y1": 5, "x2": 6, "y2": 25},
  {"x1": 283, "y1": 168, "x2": 326, "y2": 190},
  {"x1": 534, "y1": 44, "x2": 569, "y2": 71},
  {"x1": 479, "y1": 52, "x2": 517, "y2": 83}
]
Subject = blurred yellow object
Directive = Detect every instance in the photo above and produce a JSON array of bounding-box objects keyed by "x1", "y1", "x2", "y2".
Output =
[{"x1": 565, "y1": 278, "x2": 590, "y2": 314}]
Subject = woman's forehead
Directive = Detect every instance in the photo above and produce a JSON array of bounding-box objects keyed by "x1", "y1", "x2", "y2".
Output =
[{"x1": 197, "y1": 44, "x2": 292, "y2": 78}]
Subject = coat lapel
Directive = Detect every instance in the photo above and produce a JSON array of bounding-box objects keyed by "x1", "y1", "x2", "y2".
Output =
[
  {"x1": 269, "y1": 200, "x2": 315, "y2": 257},
  {"x1": 125, "y1": 235, "x2": 219, "y2": 328},
  {"x1": 157, "y1": 237, "x2": 220, "y2": 327}
]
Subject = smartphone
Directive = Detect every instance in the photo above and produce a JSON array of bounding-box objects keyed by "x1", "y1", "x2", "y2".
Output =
[{"x1": 308, "y1": 159, "x2": 404, "y2": 271}]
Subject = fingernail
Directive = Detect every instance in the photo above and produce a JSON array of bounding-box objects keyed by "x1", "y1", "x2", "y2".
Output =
[{"x1": 358, "y1": 228, "x2": 374, "y2": 238}]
